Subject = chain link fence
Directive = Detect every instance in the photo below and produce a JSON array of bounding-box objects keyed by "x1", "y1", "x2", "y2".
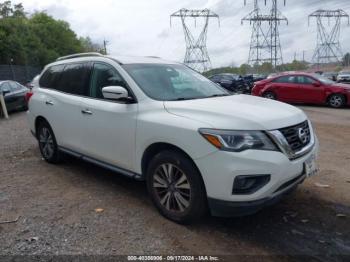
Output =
[{"x1": 0, "y1": 64, "x2": 42, "y2": 84}]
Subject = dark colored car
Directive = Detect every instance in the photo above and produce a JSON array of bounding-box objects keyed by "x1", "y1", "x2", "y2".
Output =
[
  {"x1": 252, "y1": 72, "x2": 350, "y2": 108},
  {"x1": 208, "y1": 73, "x2": 249, "y2": 93},
  {"x1": 0, "y1": 81, "x2": 29, "y2": 112},
  {"x1": 322, "y1": 72, "x2": 338, "y2": 82}
]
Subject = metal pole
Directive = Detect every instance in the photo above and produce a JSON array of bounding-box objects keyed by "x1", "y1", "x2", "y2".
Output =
[
  {"x1": 10, "y1": 58, "x2": 15, "y2": 81},
  {"x1": 0, "y1": 92, "x2": 9, "y2": 119}
]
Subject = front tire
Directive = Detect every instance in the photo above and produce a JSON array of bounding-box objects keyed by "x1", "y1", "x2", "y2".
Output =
[
  {"x1": 262, "y1": 91, "x2": 277, "y2": 100},
  {"x1": 328, "y1": 94, "x2": 346, "y2": 108},
  {"x1": 37, "y1": 121, "x2": 61, "y2": 163},
  {"x1": 146, "y1": 150, "x2": 207, "y2": 224}
]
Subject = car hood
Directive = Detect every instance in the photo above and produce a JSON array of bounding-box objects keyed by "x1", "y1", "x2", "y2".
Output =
[
  {"x1": 332, "y1": 83, "x2": 350, "y2": 89},
  {"x1": 164, "y1": 95, "x2": 307, "y2": 130}
]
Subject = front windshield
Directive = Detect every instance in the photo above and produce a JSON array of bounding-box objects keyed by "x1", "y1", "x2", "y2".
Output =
[
  {"x1": 312, "y1": 74, "x2": 335, "y2": 85},
  {"x1": 122, "y1": 63, "x2": 229, "y2": 101}
]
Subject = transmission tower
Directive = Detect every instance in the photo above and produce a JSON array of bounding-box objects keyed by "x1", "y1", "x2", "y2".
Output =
[
  {"x1": 309, "y1": 9, "x2": 349, "y2": 65},
  {"x1": 242, "y1": 0, "x2": 287, "y2": 68},
  {"x1": 170, "y1": 8, "x2": 219, "y2": 72}
]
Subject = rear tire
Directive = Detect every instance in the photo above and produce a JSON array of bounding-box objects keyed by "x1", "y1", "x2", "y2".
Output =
[
  {"x1": 328, "y1": 94, "x2": 346, "y2": 108},
  {"x1": 146, "y1": 150, "x2": 207, "y2": 224},
  {"x1": 37, "y1": 121, "x2": 61, "y2": 164},
  {"x1": 262, "y1": 91, "x2": 277, "y2": 100}
]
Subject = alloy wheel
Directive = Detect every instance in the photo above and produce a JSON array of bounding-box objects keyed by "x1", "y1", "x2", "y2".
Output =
[
  {"x1": 329, "y1": 95, "x2": 343, "y2": 108},
  {"x1": 39, "y1": 127, "x2": 54, "y2": 159},
  {"x1": 153, "y1": 163, "x2": 191, "y2": 212}
]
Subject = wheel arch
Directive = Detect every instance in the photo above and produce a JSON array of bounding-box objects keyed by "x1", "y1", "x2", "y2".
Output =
[
  {"x1": 326, "y1": 92, "x2": 347, "y2": 104},
  {"x1": 141, "y1": 142, "x2": 205, "y2": 186},
  {"x1": 34, "y1": 116, "x2": 50, "y2": 138}
]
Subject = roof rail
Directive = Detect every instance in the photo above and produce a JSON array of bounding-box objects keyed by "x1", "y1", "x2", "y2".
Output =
[
  {"x1": 56, "y1": 52, "x2": 103, "y2": 61},
  {"x1": 145, "y1": 56, "x2": 161, "y2": 59}
]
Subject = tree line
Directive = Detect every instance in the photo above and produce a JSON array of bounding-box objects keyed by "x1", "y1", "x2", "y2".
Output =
[
  {"x1": 204, "y1": 53, "x2": 350, "y2": 77},
  {"x1": 0, "y1": 1, "x2": 103, "y2": 68}
]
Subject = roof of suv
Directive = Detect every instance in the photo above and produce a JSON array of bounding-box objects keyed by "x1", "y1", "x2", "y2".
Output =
[
  {"x1": 109, "y1": 55, "x2": 178, "y2": 65},
  {"x1": 54, "y1": 52, "x2": 178, "y2": 65}
]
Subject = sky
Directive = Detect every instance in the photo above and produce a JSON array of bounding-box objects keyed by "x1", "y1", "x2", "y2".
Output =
[{"x1": 13, "y1": 0, "x2": 350, "y2": 68}]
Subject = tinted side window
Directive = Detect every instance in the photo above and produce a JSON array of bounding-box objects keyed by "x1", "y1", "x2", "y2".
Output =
[
  {"x1": 9, "y1": 82, "x2": 20, "y2": 91},
  {"x1": 1, "y1": 82, "x2": 11, "y2": 92},
  {"x1": 296, "y1": 76, "x2": 316, "y2": 84},
  {"x1": 210, "y1": 76, "x2": 219, "y2": 81},
  {"x1": 89, "y1": 63, "x2": 127, "y2": 99},
  {"x1": 273, "y1": 76, "x2": 296, "y2": 83},
  {"x1": 221, "y1": 75, "x2": 232, "y2": 80},
  {"x1": 39, "y1": 65, "x2": 65, "y2": 89},
  {"x1": 57, "y1": 63, "x2": 90, "y2": 96}
]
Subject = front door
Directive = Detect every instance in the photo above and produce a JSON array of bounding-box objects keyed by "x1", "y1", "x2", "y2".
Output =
[{"x1": 80, "y1": 62, "x2": 138, "y2": 171}]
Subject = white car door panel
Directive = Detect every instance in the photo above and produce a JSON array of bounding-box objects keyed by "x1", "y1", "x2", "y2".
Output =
[{"x1": 80, "y1": 99, "x2": 138, "y2": 170}]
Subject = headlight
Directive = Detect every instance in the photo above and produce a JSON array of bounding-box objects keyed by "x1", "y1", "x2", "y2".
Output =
[{"x1": 199, "y1": 129, "x2": 278, "y2": 152}]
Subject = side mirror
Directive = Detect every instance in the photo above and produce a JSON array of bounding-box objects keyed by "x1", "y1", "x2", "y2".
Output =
[
  {"x1": 102, "y1": 86, "x2": 131, "y2": 101},
  {"x1": 312, "y1": 82, "x2": 321, "y2": 87}
]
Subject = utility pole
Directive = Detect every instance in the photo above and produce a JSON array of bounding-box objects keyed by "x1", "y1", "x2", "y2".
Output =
[
  {"x1": 103, "y1": 39, "x2": 109, "y2": 55},
  {"x1": 242, "y1": 1, "x2": 287, "y2": 69},
  {"x1": 9, "y1": 58, "x2": 15, "y2": 81},
  {"x1": 309, "y1": 9, "x2": 349, "y2": 66},
  {"x1": 170, "y1": 8, "x2": 219, "y2": 72}
]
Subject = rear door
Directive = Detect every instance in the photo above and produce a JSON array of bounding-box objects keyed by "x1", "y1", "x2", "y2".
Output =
[
  {"x1": 219, "y1": 75, "x2": 234, "y2": 89},
  {"x1": 39, "y1": 63, "x2": 91, "y2": 153},
  {"x1": 79, "y1": 62, "x2": 138, "y2": 171},
  {"x1": 270, "y1": 75, "x2": 299, "y2": 102},
  {"x1": 8, "y1": 81, "x2": 27, "y2": 109},
  {"x1": 1, "y1": 82, "x2": 16, "y2": 111},
  {"x1": 295, "y1": 75, "x2": 325, "y2": 103}
]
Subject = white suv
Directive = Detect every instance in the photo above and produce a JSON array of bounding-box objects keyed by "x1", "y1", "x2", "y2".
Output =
[{"x1": 27, "y1": 53, "x2": 318, "y2": 223}]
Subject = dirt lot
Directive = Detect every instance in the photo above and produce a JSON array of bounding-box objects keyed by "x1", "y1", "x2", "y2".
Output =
[{"x1": 0, "y1": 107, "x2": 349, "y2": 261}]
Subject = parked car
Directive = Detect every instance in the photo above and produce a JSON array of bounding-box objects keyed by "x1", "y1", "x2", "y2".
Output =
[
  {"x1": 27, "y1": 53, "x2": 319, "y2": 223},
  {"x1": 252, "y1": 72, "x2": 350, "y2": 108},
  {"x1": 337, "y1": 71, "x2": 350, "y2": 83},
  {"x1": 208, "y1": 73, "x2": 249, "y2": 93},
  {"x1": 252, "y1": 74, "x2": 267, "y2": 81},
  {"x1": 322, "y1": 72, "x2": 338, "y2": 82},
  {"x1": 0, "y1": 80, "x2": 29, "y2": 112},
  {"x1": 240, "y1": 74, "x2": 267, "y2": 93}
]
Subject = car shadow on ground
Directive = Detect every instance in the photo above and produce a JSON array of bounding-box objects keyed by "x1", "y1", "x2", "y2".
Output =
[{"x1": 57, "y1": 154, "x2": 350, "y2": 260}]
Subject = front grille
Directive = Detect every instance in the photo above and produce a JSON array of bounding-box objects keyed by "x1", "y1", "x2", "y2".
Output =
[{"x1": 279, "y1": 121, "x2": 311, "y2": 153}]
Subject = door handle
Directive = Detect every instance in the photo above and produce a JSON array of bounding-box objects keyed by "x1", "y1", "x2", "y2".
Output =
[
  {"x1": 81, "y1": 109, "x2": 93, "y2": 115},
  {"x1": 45, "y1": 101, "x2": 54, "y2": 105}
]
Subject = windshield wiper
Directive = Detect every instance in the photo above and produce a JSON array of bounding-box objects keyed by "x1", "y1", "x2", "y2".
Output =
[
  {"x1": 207, "y1": 94, "x2": 230, "y2": 98},
  {"x1": 172, "y1": 94, "x2": 229, "y2": 101}
]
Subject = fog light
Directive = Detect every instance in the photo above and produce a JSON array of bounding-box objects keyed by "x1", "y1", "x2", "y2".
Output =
[{"x1": 232, "y1": 175, "x2": 270, "y2": 194}]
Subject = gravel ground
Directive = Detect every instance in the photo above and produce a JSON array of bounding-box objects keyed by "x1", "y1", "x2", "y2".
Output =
[{"x1": 0, "y1": 107, "x2": 349, "y2": 261}]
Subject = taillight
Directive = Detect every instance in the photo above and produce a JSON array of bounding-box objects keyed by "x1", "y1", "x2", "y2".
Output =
[{"x1": 25, "y1": 91, "x2": 33, "y2": 103}]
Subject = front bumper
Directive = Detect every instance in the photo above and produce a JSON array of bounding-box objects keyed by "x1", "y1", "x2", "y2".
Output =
[
  {"x1": 208, "y1": 173, "x2": 305, "y2": 217},
  {"x1": 194, "y1": 135, "x2": 319, "y2": 217}
]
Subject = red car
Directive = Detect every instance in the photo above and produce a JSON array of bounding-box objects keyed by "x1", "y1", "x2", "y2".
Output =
[{"x1": 252, "y1": 72, "x2": 350, "y2": 108}]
